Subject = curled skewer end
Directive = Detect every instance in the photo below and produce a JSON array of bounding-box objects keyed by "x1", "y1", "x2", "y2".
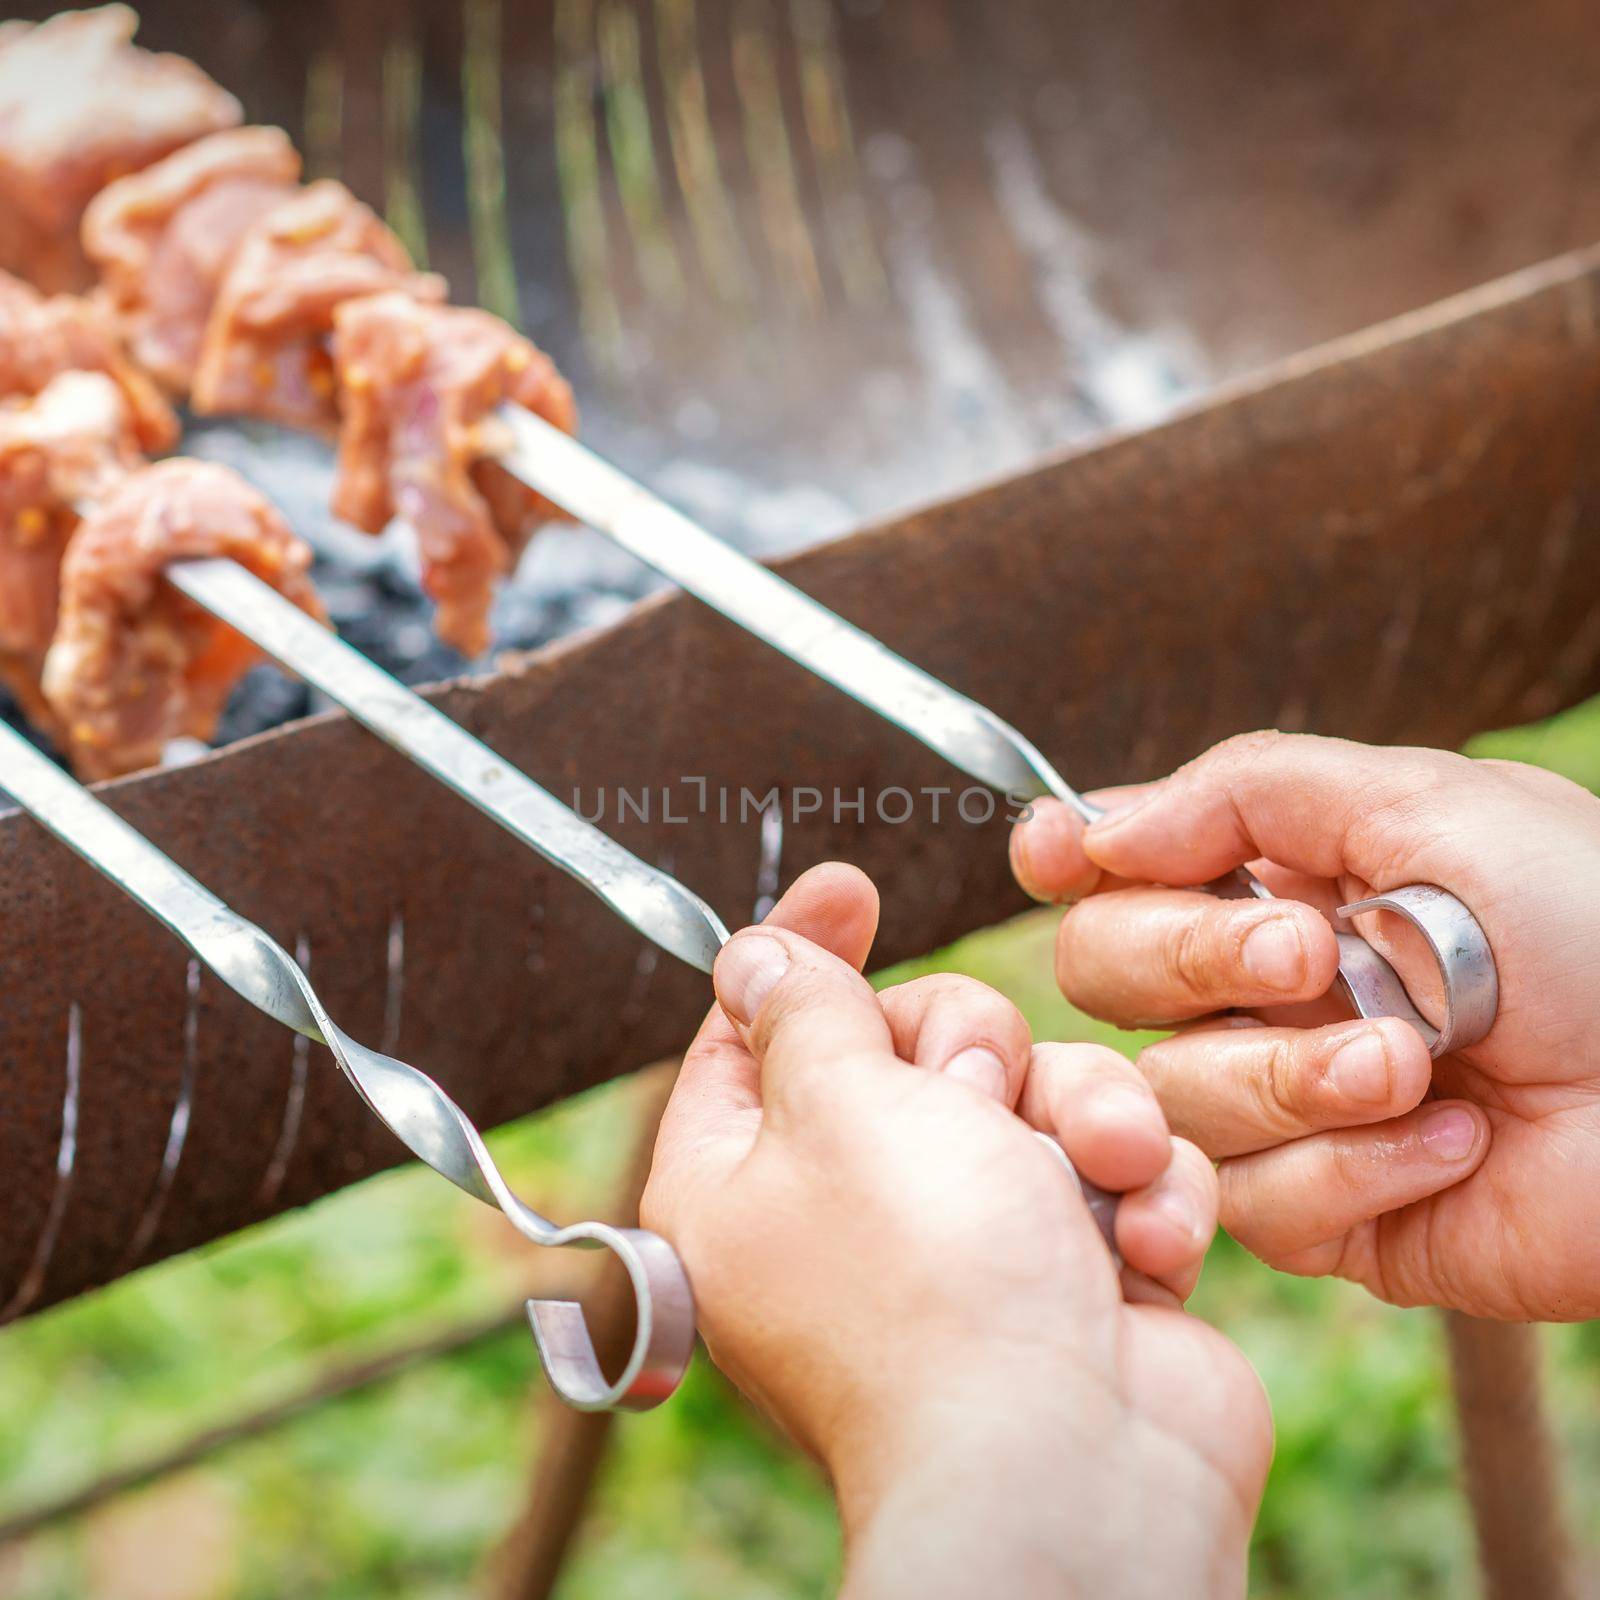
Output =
[
  {"x1": 526, "y1": 1224, "x2": 697, "y2": 1412},
  {"x1": 1336, "y1": 884, "x2": 1499, "y2": 1058}
]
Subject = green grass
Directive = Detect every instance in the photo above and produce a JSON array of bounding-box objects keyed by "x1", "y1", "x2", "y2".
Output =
[{"x1": 1, "y1": 700, "x2": 1598, "y2": 1597}]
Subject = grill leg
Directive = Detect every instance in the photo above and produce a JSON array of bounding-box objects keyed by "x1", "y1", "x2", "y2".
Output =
[
  {"x1": 1444, "y1": 1313, "x2": 1575, "y2": 1600},
  {"x1": 490, "y1": 1062, "x2": 679, "y2": 1600}
]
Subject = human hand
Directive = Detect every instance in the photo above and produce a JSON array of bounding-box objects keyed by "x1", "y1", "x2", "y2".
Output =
[
  {"x1": 643, "y1": 863, "x2": 1270, "y2": 1600},
  {"x1": 1010, "y1": 730, "x2": 1600, "y2": 1320}
]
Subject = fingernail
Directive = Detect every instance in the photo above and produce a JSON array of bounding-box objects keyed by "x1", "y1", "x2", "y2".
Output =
[
  {"x1": 1240, "y1": 916, "x2": 1306, "y2": 991},
  {"x1": 1151, "y1": 1187, "x2": 1204, "y2": 1247},
  {"x1": 716, "y1": 935, "x2": 790, "y2": 1025},
  {"x1": 1084, "y1": 789, "x2": 1159, "y2": 837},
  {"x1": 1421, "y1": 1106, "x2": 1479, "y2": 1161},
  {"x1": 943, "y1": 1046, "x2": 1008, "y2": 1100},
  {"x1": 1327, "y1": 1027, "x2": 1391, "y2": 1105}
]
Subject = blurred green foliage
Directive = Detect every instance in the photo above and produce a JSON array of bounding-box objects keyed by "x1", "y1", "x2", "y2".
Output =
[{"x1": 1, "y1": 702, "x2": 1598, "y2": 1597}]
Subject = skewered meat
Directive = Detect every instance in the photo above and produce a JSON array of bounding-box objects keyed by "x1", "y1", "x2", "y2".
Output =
[
  {"x1": 0, "y1": 370, "x2": 141, "y2": 731},
  {"x1": 42, "y1": 458, "x2": 325, "y2": 779},
  {"x1": 0, "y1": 269, "x2": 177, "y2": 452},
  {"x1": 192, "y1": 181, "x2": 445, "y2": 432},
  {"x1": 0, "y1": 6, "x2": 240, "y2": 291},
  {"x1": 0, "y1": 370, "x2": 141, "y2": 654},
  {"x1": 331, "y1": 294, "x2": 576, "y2": 657},
  {"x1": 84, "y1": 126, "x2": 301, "y2": 393}
]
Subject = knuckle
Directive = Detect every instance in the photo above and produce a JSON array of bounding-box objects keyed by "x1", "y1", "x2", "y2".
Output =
[
  {"x1": 918, "y1": 973, "x2": 1028, "y2": 1045},
  {"x1": 1322, "y1": 1134, "x2": 1370, "y2": 1198},
  {"x1": 748, "y1": 967, "x2": 831, "y2": 1052},
  {"x1": 903, "y1": 972, "x2": 967, "y2": 1002},
  {"x1": 1173, "y1": 1150, "x2": 1219, "y2": 1231},
  {"x1": 1212, "y1": 728, "x2": 1287, "y2": 768},
  {"x1": 1346, "y1": 749, "x2": 1475, "y2": 864},
  {"x1": 1167, "y1": 908, "x2": 1223, "y2": 1005},
  {"x1": 1036, "y1": 1040, "x2": 1125, "y2": 1096},
  {"x1": 930, "y1": 973, "x2": 1007, "y2": 1015},
  {"x1": 1181, "y1": 1140, "x2": 1221, "y2": 1203},
  {"x1": 1480, "y1": 756, "x2": 1589, "y2": 804},
  {"x1": 1216, "y1": 1158, "x2": 1266, "y2": 1249},
  {"x1": 875, "y1": 972, "x2": 948, "y2": 1013},
  {"x1": 1200, "y1": 728, "x2": 1295, "y2": 791},
  {"x1": 1255, "y1": 1033, "x2": 1311, "y2": 1129}
]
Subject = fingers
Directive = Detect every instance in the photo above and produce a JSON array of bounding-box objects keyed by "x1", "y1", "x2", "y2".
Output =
[
  {"x1": 1138, "y1": 1015, "x2": 1434, "y2": 1158},
  {"x1": 1081, "y1": 731, "x2": 1479, "y2": 889},
  {"x1": 1020, "y1": 1041, "x2": 1172, "y2": 1191},
  {"x1": 1056, "y1": 888, "x2": 1340, "y2": 1026},
  {"x1": 652, "y1": 862, "x2": 882, "y2": 1217},
  {"x1": 876, "y1": 973, "x2": 1033, "y2": 1105},
  {"x1": 1114, "y1": 1139, "x2": 1219, "y2": 1301},
  {"x1": 1008, "y1": 787, "x2": 1152, "y2": 904},
  {"x1": 1020, "y1": 1043, "x2": 1215, "y2": 1300},
  {"x1": 1218, "y1": 1101, "x2": 1491, "y2": 1267}
]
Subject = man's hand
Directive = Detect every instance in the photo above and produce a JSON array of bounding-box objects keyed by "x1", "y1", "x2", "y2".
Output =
[
  {"x1": 1010, "y1": 730, "x2": 1600, "y2": 1320},
  {"x1": 644, "y1": 863, "x2": 1269, "y2": 1600}
]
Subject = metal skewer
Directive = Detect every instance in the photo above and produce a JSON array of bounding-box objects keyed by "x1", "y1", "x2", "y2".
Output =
[
  {"x1": 169, "y1": 561, "x2": 1129, "y2": 1224},
  {"x1": 0, "y1": 715, "x2": 696, "y2": 1411},
  {"x1": 166, "y1": 558, "x2": 728, "y2": 974},
  {"x1": 4, "y1": 596, "x2": 1126, "y2": 1390},
  {"x1": 494, "y1": 407, "x2": 1499, "y2": 1057}
]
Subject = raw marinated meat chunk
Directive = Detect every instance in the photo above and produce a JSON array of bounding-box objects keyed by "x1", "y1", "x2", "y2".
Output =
[
  {"x1": 42, "y1": 458, "x2": 325, "y2": 778},
  {"x1": 192, "y1": 181, "x2": 444, "y2": 432},
  {"x1": 0, "y1": 6, "x2": 240, "y2": 290},
  {"x1": 83, "y1": 126, "x2": 301, "y2": 392},
  {"x1": 0, "y1": 269, "x2": 177, "y2": 452},
  {"x1": 331, "y1": 293, "x2": 576, "y2": 656},
  {"x1": 0, "y1": 371, "x2": 141, "y2": 729}
]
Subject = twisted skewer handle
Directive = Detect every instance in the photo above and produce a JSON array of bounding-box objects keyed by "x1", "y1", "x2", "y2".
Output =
[{"x1": 0, "y1": 719, "x2": 695, "y2": 1412}]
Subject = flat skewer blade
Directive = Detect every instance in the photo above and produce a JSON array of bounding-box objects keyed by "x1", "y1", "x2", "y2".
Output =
[
  {"x1": 494, "y1": 407, "x2": 1097, "y2": 820},
  {"x1": 166, "y1": 558, "x2": 729, "y2": 973}
]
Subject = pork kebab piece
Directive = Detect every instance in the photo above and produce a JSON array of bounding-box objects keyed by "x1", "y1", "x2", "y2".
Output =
[
  {"x1": 83, "y1": 125, "x2": 301, "y2": 394},
  {"x1": 0, "y1": 267, "x2": 176, "y2": 452},
  {"x1": 0, "y1": 266, "x2": 322, "y2": 775},
  {"x1": 0, "y1": 369, "x2": 142, "y2": 732},
  {"x1": 0, "y1": 5, "x2": 239, "y2": 291},
  {"x1": 41, "y1": 458, "x2": 326, "y2": 779},
  {"x1": 191, "y1": 179, "x2": 447, "y2": 433},
  {"x1": 0, "y1": 266, "x2": 179, "y2": 730},
  {"x1": 79, "y1": 128, "x2": 581, "y2": 653},
  {"x1": 332, "y1": 294, "x2": 576, "y2": 657}
]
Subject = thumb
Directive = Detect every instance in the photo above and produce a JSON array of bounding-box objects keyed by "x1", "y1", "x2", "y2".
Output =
[
  {"x1": 647, "y1": 863, "x2": 881, "y2": 1230},
  {"x1": 715, "y1": 926, "x2": 893, "y2": 1111}
]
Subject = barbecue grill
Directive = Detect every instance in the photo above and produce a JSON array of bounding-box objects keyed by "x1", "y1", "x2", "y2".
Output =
[{"x1": 0, "y1": 0, "x2": 1597, "y2": 1584}]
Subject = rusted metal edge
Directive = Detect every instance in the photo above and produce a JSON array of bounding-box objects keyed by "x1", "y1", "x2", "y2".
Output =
[{"x1": 3, "y1": 241, "x2": 1600, "y2": 1315}]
